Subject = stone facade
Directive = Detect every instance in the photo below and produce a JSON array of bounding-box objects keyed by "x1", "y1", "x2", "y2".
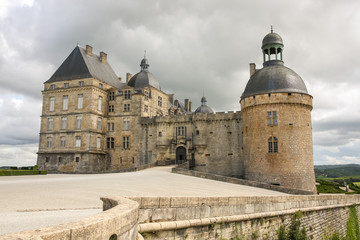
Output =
[{"x1": 37, "y1": 31, "x2": 317, "y2": 194}]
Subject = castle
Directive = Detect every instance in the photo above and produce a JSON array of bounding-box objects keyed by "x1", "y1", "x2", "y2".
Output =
[{"x1": 37, "y1": 30, "x2": 317, "y2": 194}]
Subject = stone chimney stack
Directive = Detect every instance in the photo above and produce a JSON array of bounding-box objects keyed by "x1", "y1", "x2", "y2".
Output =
[
  {"x1": 100, "y1": 52, "x2": 107, "y2": 64},
  {"x1": 249, "y1": 63, "x2": 256, "y2": 77},
  {"x1": 188, "y1": 101, "x2": 192, "y2": 112},
  {"x1": 86, "y1": 45, "x2": 93, "y2": 56},
  {"x1": 118, "y1": 77, "x2": 122, "y2": 82},
  {"x1": 126, "y1": 73, "x2": 132, "y2": 83},
  {"x1": 185, "y1": 99, "x2": 189, "y2": 112},
  {"x1": 169, "y1": 94, "x2": 174, "y2": 105}
]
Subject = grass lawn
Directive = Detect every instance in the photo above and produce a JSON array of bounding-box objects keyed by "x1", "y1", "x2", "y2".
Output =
[{"x1": 0, "y1": 170, "x2": 47, "y2": 176}]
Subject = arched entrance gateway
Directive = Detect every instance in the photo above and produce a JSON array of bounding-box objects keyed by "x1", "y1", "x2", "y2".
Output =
[{"x1": 176, "y1": 147, "x2": 186, "y2": 164}]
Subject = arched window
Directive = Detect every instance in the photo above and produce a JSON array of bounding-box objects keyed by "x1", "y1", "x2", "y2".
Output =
[{"x1": 268, "y1": 137, "x2": 278, "y2": 153}]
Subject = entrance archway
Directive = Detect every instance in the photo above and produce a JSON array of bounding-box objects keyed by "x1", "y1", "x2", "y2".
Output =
[{"x1": 176, "y1": 147, "x2": 186, "y2": 165}]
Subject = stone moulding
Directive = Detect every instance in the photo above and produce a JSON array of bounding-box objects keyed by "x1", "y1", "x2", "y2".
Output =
[
  {"x1": 138, "y1": 203, "x2": 359, "y2": 233},
  {"x1": 3, "y1": 196, "x2": 139, "y2": 240}
]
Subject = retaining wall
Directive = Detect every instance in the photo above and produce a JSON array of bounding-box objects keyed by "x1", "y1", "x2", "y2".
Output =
[
  {"x1": 3, "y1": 195, "x2": 360, "y2": 240},
  {"x1": 134, "y1": 195, "x2": 360, "y2": 239},
  {"x1": 172, "y1": 166, "x2": 314, "y2": 195},
  {"x1": 3, "y1": 197, "x2": 139, "y2": 240}
]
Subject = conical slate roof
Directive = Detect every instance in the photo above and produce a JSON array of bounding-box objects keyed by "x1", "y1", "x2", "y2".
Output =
[{"x1": 46, "y1": 46, "x2": 123, "y2": 88}]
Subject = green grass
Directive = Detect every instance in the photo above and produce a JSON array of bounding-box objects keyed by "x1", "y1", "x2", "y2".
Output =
[
  {"x1": 353, "y1": 182, "x2": 360, "y2": 187},
  {"x1": 0, "y1": 170, "x2": 47, "y2": 176}
]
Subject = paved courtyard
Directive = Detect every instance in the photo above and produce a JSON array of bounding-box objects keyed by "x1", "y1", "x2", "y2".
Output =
[{"x1": 0, "y1": 166, "x2": 287, "y2": 235}]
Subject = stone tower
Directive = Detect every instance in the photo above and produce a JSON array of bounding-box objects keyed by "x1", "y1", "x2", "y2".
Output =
[{"x1": 240, "y1": 29, "x2": 317, "y2": 194}]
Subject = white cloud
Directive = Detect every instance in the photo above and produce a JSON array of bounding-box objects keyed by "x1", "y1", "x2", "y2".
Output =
[{"x1": 0, "y1": 144, "x2": 37, "y2": 167}]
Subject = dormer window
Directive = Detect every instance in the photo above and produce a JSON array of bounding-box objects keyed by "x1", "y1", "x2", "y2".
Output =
[
  {"x1": 64, "y1": 83, "x2": 69, "y2": 88},
  {"x1": 50, "y1": 84, "x2": 55, "y2": 90}
]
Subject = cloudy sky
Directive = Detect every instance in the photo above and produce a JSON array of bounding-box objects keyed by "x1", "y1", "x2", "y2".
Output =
[{"x1": 0, "y1": 0, "x2": 359, "y2": 167}]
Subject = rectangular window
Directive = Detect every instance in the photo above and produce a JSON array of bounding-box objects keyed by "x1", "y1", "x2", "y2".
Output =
[
  {"x1": 108, "y1": 105, "x2": 114, "y2": 112},
  {"x1": 77, "y1": 94, "x2": 83, "y2": 109},
  {"x1": 123, "y1": 118, "x2": 130, "y2": 131},
  {"x1": 99, "y1": 83, "x2": 103, "y2": 89},
  {"x1": 274, "y1": 141, "x2": 278, "y2": 153},
  {"x1": 98, "y1": 96, "x2": 102, "y2": 111},
  {"x1": 97, "y1": 117, "x2": 102, "y2": 130},
  {"x1": 124, "y1": 104, "x2": 130, "y2": 112},
  {"x1": 273, "y1": 111, "x2": 278, "y2": 125},
  {"x1": 47, "y1": 137, "x2": 52, "y2": 148},
  {"x1": 109, "y1": 92, "x2": 115, "y2": 101},
  {"x1": 50, "y1": 84, "x2": 55, "y2": 90},
  {"x1": 48, "y1": 117, "x2": 53, "y2": 130},
  {"x1": 107, "y1": 137, "x2": 114, "y2": 149},
  {"x1": 268, "y1": 141, "x2": 273, "y2": 153},
  {"x1": 76, "y1": 115, "x2": 82, "y2": 129},
  {"x1": 144, "y1": 105, "x2": 148, "y2": 112},
  {"x1": 64, "y1": 83, "x2": 69, "y2": 88},
  {"x1": 107, "y1": 122, "x2": 115, "y2": 132},
  {"x1": 79, "y1": 81, "x2": 84, "y2": 86},
  {"x1": 123, "y1": 136, "x2": 129, "y2": 149},
  {"x1": 61, "y1": 117, "x2": 67, "y2": 129},
  {"x1": 144, "y1": 91, "x2": 149, "y2": 101},
  {"x1": 63, "y1": 96, "x2": 68, "y2": 110},
  {"x1": 76, "y1": 157, "x2": 80, "y2": 162},
  {"x1": 97, "y1": 137, "x2": 101, "y2": 148},
  {"x1": 58, "y1": 157, "x2": 62, "y2": 163},
  {"x1": 158, "y1": 96, "x2": 162, "y2": 107},
  {"x1": 267, "y1": 111, "x2": 278, "y2": 126},
  {"x1": 76, "y1": 136, "x2": 81, "y2": 147},
  {"x1": 61, "y1": 136, "x2": 66, "y2": 148},
  {"x1": 49, "y1": 97, "x2": 55, "y2": 111},
  {"x1": 124, "y1": 90, "x2": 131, "y2": 99},
  {"x1": 176, "y1": 126, "x2": 186, "y2": 136}
]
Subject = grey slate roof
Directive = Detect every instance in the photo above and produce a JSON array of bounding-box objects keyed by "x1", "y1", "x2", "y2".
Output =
[
  {"x1": 127, "y1": 70, "x2": 160, "y2": 90},
  {"x1": 262, "y1": 32, "x2": 283, "y2": 48},
  {"x1": 194, "y1": 96, "x2": 214, "y2": 114},
  {"x1": 127, "y1": 57, "x2": 160, "y2": 90},
  {"x1": 45, "y1": 46, "x2": 124, "y2": 89},
  {"x1": 241, "y1": 60, "x2": 309, "y2": 99}
]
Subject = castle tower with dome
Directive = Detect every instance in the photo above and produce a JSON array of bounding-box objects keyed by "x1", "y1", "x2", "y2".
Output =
[
  {"x1": 240, "y1": 29, "x2": 316, "y2": 193},
  {"x1": 37, "y1": 30, "x2": 316, "y2": 194}
]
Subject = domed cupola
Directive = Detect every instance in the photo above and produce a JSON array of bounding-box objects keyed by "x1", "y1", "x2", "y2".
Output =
[
  {"x1": 194, "y1": 96, "x2": 214, "y2": 114},
  {"x1": 127, "y1": 54, "x2": 161, "y2": 90},
  {"x1": 241, "y1": 27, "x2": 309, "y2": 99}
]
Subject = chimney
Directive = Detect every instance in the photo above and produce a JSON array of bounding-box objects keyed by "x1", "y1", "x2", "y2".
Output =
[
  {"x1": 185, "y1": 99, "x2": 189, "y2": 112},
  {"x1": 86, "y1": 45, "x2": 93, "y2": 56},
  {"x1": 174, "y1": 99, "x2": 179, "y2": 107},
  {"x1": 249, "y1": 63, "x2": 256, "y2": 77},
  {"x1": 169, "y1": 94, "x2": 174, "y2": 105},
  {"x1": 118, "y1": 77, "x2": 122, "y2": 82},
  {"x1": 100, "y1": 52, "x2": 107, "y2": 64},
  {"x1": 126, "y1": 73, "x2": 132, "y2": 83},
  {"x1": 188, "y1": 101, "x2": 192, "y2": 112}
]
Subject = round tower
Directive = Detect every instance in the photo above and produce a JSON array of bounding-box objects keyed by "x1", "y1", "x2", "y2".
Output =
[{"x1": 240, "y1": 29, "x2": 316, "y2": 194}]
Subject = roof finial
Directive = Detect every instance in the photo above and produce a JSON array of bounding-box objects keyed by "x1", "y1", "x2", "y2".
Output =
[
  {"x1": 144, "y1": 50, "x2": 147, "y2": 58},
  {"x1": 271, "y1": 25, "x2": 273, "y2": 33}
]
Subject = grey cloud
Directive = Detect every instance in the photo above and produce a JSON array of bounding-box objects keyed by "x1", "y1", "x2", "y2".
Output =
[{"x1": 1, "y1": 0, "x2": 360, "y2": 165}]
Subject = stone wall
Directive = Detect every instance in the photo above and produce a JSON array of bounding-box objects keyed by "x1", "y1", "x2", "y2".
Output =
[
  {"x1": 134, "y1": 195, "x2": 360, "y2": 240},
  {"x1": 3, "y1": 195, "x2": 360, "y2": 239},
  {"x1": 241, "y1": 92, "x2": 316, "y2": 193},
  {"x1": 172, "y1": 166, "x2": 314, "y2": 195},
  {"x1": 3, "y1": 197, "x2": 139, "y2": 240}
]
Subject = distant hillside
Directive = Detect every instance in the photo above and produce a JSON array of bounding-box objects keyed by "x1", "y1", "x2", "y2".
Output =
[{"x1": 315, "y1": 164, "x2": 360, "y2": 178}]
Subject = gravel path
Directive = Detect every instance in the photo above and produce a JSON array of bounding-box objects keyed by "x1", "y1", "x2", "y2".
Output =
[{"x1": 0, "y1": 166, "x2": 287, "y2": 235}]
